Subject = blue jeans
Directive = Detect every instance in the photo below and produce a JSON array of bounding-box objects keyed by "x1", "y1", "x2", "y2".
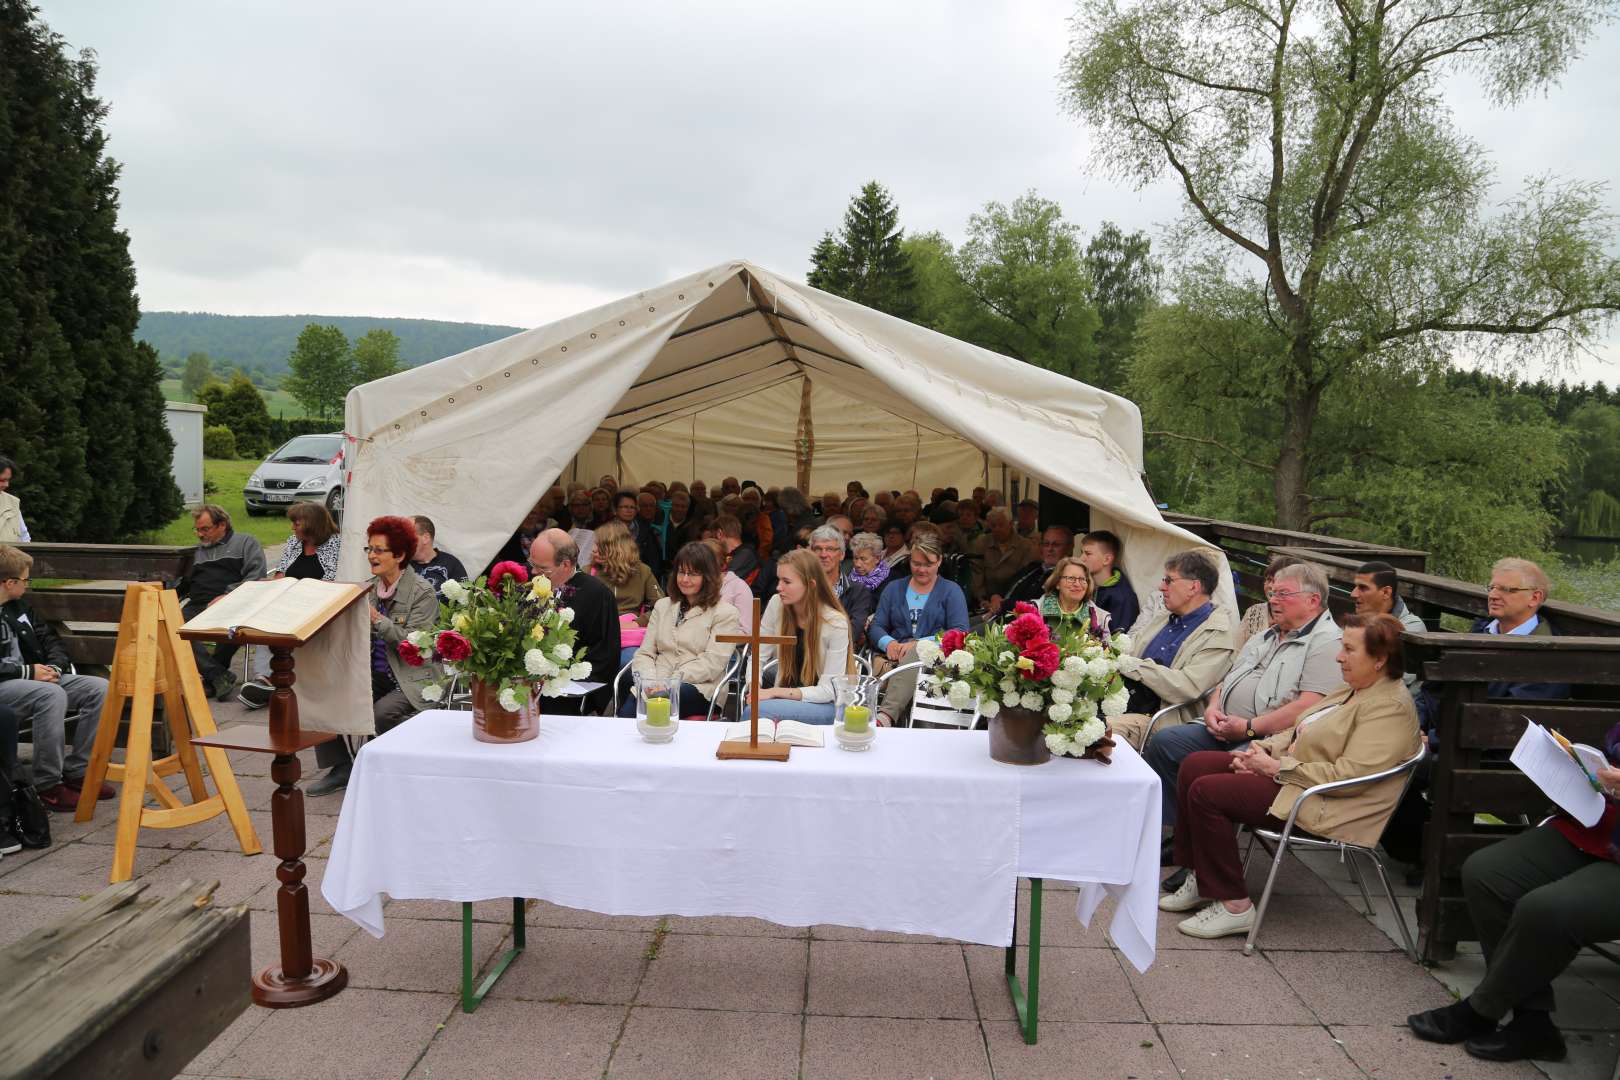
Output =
[
  {"x1": 1142, "y1": 722, "x2": 1249, "y2": 828},
  {"x1": 741, "y1": 698, "x2": 837, "y2": 725}
]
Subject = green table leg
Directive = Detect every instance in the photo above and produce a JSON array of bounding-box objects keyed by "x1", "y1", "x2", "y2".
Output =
[
  {"x1": 461, "y1": 898, "x2": 527, "y2": 1013},
  {"x1": 1004, "y1": 877, "x2": 1042, "y2": 1045}
]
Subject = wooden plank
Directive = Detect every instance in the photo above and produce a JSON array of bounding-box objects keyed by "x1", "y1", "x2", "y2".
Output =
[
  {"x1": 1423, "y1": 645, "x2": 1620, "y2": 686},
  {"x1": 1447, "y1": 769, "x2": 1557, "y2": 816},
  {"x1": 58, "y1": 636, "x2": 116, "y2": 667},
  {"x1": 15, "y1": 543, "x2": 194, "y2": 583},
  {"x1": 1455, "y1": 702, "x2": 1620, "y2": 750},
  {"x1": 30, "y1": 590, "x2": 127, "y2": 623},
  {"x1": 1436, "y1": 830, "x2": 1522, "y2": 876}
]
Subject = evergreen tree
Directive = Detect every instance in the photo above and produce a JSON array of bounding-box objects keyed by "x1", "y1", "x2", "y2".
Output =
[
  {"x1": 0, "y1": 1, "x2": 174, "y2": 540},
  {"x1": 1084, "y1": 222, "x2": 1159, "y2": 390},
  {"x1": 807, "y1": 182, "x2": 918, "y2": 319},
  {"x1": 283, "y1": 323, "x2": 354, "y2": 422},
  {"x1": 216, "y1": 372, "x2": 272, "y2": 457},
  {"x1": 120, "y1": 341, "x2": 182, "y2": 534}
]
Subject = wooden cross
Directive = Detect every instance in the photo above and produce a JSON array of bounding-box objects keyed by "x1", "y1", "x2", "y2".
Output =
[{"x1": 715, "y1": 596, "x2": 796, "y2": 761}]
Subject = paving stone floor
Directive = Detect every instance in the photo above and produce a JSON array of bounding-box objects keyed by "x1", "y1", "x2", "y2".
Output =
[{"x1": 4, "y1": 698, "x2": 1617, "y2": 1079}]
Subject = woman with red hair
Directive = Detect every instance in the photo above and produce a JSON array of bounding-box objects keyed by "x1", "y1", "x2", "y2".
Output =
[{"x1": 306, "y1": 515, "x2": 441, "y2": 797}]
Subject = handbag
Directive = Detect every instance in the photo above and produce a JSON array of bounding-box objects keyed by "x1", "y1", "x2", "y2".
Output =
[{"x1": 10, "y1": 779, "x2": 51, "y2": 849}]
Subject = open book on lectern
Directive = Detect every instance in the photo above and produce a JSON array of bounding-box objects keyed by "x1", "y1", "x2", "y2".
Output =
[{"x1": 180, "y1": 578, "x2": 366, "y2": 643}]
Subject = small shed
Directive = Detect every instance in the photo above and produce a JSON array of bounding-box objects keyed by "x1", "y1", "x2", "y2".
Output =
[{"x1": 164, "y1": 401, "x2": 207, "y2": 507}]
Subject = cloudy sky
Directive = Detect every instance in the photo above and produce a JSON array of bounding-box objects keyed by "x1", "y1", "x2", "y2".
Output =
[{"x1": 38, "y1": 0, "x2": 1620, "y2": 380}]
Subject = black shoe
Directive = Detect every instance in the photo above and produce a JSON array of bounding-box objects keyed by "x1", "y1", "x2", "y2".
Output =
[
  {"x1": 305, "y1": 763, "x2": 350, "y2": 798},
  {"x1": 1161, "y1": 866, "x2": 1190, "y2": 894},
  {"x1": 1407, "y1": 1000, "x2": 1496, "y2": 1044},
  {"x1": 1160, "y1": 835, "x2": 1177, "y2": 866},
  {"x1": 1464, "y1": 1012, "x2": 1566, "y2": 1063},
  {"x1": 238, "y1": 680, "x2": 272, "y2": 710},
  {"x1": 212, "y1": 671, "x2": 241, "y2": 703},
  {"x1": 0, "y1": 820, "x2": 21, "y2": 855}
]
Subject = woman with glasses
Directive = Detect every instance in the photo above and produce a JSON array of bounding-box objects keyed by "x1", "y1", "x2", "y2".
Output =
[
  {"x1": 617, "y1": 542, "x2": 740, "y2": 719},
  {"x1": 1039, "y1": 556, "x2": 1110, "y2": 636}
]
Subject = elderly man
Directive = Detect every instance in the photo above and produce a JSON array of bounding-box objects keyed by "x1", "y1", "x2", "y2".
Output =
[
  {"x1": 1110, "y1": 551, "x2": 1236, "y2": 751},
  {"x1": 809, "y1": 524, "x2": 875, "y2": 650},
  {"x1": 971, "y1": 508, "x2": 1034, "y2": 614},
  {"x1": 179, "y1": 504, "x2": 266, "y2": 701},
  {"x1": 1352, "y1": 561, "x2": 1426, "y2": 690},
  {"x1": 1002, "y1": 525, "x2": 1075, "y2": 611},
  {"x1": 0, "y1": 545, "x2": 114, "y2": 811},
  {"x1": 956, "y1": 500, "x2": 985, "y2": 548},
  {"x1": 529, "y1": 529, "x2": 619, "y2": 715},
  {"x1": 1080, "y1": 530, "x2": 1140, "y2": 634},
  {"x1": 889, "y1": 493, "x2": 921, "y2": 533},
  {"x1": 1014, "y1": 498, "x2": 1040, "y2": 540},
  {"x1": 1143, "y1": 562, "x2": 1342, "y2": 841},
  {"x1": 720, "y1": 476, "x2": 741, "y2": 498}
]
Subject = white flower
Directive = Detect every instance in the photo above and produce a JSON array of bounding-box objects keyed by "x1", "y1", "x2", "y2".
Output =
[
  {"x1": 980, "y1": 698, "x2": 1001, "y2": 719},
  {"x1": 1087, "y1": 657, "x2": 1115, "y2": 681},
  {"x1": 539, "y1": 678, "x2": 568, "y2": 697},
  {"x1": 1111, "y1": 633, "x2": 1133, "y2": 654},
  {"x1": 1062, "y1": 655, "x2": 1086, "y2": 672},
  {"x1": 557, "y1": 606, "x2": 575, "y2": 624},
  {"x1": 1051, "y1": 688, "x2": 1075, "y2": 705},
  {"x1": 999, "y1": 677, "x2": 1017, "y2": 694},
  {"x1": 553, "y1": 643, "x2": 573, "y2": 661},
  {"x1": 947, "y1": 651, "x2": 975, "y2": 674},
  {"x1": 1102, "y1": 688, "x2": 1129, "y2": 718},
  {"x1": 1045, "y1": 732, "x2": 1072, "y2": 755},
  {"x1": 523, "y1": 648, "x2": 549, "y2": 676},
  {"x1": 568, "y1": 661, "x2": 592, "y2": 680},
  {"x1": 947, "y1": 680, "x2": 973, "y2": 708},
  {"x1": 1047, "y1": 702, "x2": 1073, "y2": 723},
  {"x1": 915, "y1": 638, "x2": 943, "y2": 664},
  {"x1": 1004, "y1": 692, "x2": 1025, "y2": 708},
  {"x1": 1073, "y1": 697, "x2": 1099, "y2": 720},
  {"x1": 1020, "y1": 691, "x2": 1043, "y2": 711},
  {"x1": 420, "y1": 683, "x2": 444, "y2": 703},
  {"x1": 498, "y1": 686, "x2": 521, "y2": 711},
  {"x1": 998, "y1": 650, "x2": 1014, "y2": 664},
  {"x1": 440, "y1": 579, "x2": 469, "y2": 605},
  {"x1": 1082, "y1": 643, "x2": 1103, "y2": 659},
  {"x1": 1075, "y1": 717, "x2": 1106, "y2": 748},
  {"x1": 406, "y1": 630, "x2": 431, "y2": 648},
  {"x1": 1050, "y1": 669, "x2": 1080, "y2": 692}
]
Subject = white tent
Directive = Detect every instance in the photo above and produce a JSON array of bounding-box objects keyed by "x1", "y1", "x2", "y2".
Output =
[{"x1": 337, "y1": 260, "x2": 1233, "y2": 617}]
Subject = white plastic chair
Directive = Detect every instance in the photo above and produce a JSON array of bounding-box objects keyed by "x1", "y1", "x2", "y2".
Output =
[{"x1": 1238, "y1": 745, "x2": 1428, "y2": 959}]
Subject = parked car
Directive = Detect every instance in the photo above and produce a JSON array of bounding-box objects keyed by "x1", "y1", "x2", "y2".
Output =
[{"x1": 244, "y1": 434, "x2": 346, "y2": 521}]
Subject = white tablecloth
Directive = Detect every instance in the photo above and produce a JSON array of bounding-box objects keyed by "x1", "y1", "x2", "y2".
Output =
[{"x1": 322, "y1": 711, "x2": 1160, "y2": 971}]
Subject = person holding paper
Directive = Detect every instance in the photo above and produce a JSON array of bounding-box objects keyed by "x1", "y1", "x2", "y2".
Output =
[
  {"x1": 1408, "y1": 723, "x2": 1620, "y2": 1063},
  {"x1": 745, "y1": 549, "x2": 851, "y2": 726}
]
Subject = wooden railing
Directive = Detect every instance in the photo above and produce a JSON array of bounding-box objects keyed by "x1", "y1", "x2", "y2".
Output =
[
  {"x1": 1169, "y1": 514, "x2": 1620, "y2": 962},
  {"x1": 18, "y1": 543, "x2": 194, "y2": 670}
]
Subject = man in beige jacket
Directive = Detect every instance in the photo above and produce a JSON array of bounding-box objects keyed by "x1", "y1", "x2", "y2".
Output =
[{"x1": 1111, "y1": 551, "x2": 1235, "y2": 752}]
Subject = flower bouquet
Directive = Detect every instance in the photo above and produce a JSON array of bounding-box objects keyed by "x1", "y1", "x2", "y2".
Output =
[
  {"x1": 916, "y1": 602, "x2": 1129, "y2": 765},
  {"x1": 399, "y1": 560, "x2": 591, "y2": 742}
]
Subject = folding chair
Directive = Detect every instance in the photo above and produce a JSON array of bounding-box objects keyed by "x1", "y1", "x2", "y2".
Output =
[{"x1": 1239, "y1": 745, "x2": 1428, "y2": 959}]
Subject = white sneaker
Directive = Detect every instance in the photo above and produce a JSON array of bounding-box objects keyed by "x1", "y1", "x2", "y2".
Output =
[
  {"x1": 1158, "y1": 871, "x2": 1205, "y2": 912},
  {"x1": 1177, "y1": 901, "x2": 1256, "y2": 939}
]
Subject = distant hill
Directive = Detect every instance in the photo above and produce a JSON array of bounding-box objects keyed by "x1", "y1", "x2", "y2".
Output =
[{"x1": 136, "y1": 312, "x2": 526, "y2": 375}]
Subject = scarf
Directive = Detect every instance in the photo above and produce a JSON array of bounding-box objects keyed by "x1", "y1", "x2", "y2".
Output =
[{"x1": 850, "y1": 559, "x2": 891, "y2": 591}]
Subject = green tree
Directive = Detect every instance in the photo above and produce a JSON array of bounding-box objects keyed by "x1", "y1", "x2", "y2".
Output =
[
  {"x1": 180, "y1": 351, "x2": 215, "y2": 399},
  {"x1": 121, "y1": 341, "x2": 183, "y2": 533},
  {"x1": 1064, "y1": 0, "x2": 1620, "y2": 530},
  {"x1": 351, "y1": 328, "x2": 403, "y2": 384},
  {"x1": 212, "y1": 372, "x2": 272, "y2": 457},
  {"x1": 1084, "y1": 222, "x2": 1159, "y2": 390},
  {"x1": 283, "y1": 323, "x2": 353, "y2": 421},
  {"x1": 0, "y1": 1, "x2": 176, "y2": 540},
  {"x1": 807, "y1": 181, "x2": 918, "y2": 319}
]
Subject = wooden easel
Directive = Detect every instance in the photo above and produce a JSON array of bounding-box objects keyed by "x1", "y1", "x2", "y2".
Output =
[
  {"x1": 74, "y1": 584, "x2": 261, "y2": 881},
  {"x1": 716, "y1": 598, "x2": 796, "y2": 761}
]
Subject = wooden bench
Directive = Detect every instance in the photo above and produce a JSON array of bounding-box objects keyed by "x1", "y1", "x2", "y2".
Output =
[{"x1": 0, "y1": 879, "x2": 250, "y2": 1080}]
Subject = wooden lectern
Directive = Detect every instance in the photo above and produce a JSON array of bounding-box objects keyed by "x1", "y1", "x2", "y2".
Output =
[
  {"x1": 185, "y1": 579, "x2": 367, "y2": 1009},
  {"x1": 715, "y1": 598, "x2": 796, "y2": 761}
]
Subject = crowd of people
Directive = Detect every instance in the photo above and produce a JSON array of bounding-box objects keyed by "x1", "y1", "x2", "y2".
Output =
[{"x1": 0, "y1": 465, "x2": 1614, "y2": 1067}]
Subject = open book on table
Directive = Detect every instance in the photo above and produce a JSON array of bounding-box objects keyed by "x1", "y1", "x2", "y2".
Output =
[
  {"x1": 1510, "y1": 720, "x2": 1611, "y2": 827},
  {"x1": 180, "y1": 577, "x2": 366, "y2": 644},
  {"x1": 722, "y1": 719, "x2": 825, "y2": 748}
]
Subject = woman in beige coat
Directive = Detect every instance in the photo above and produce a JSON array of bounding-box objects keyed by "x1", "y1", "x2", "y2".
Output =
[
  {"x1": 1159, "y1": 612, "x2": 1420, "y2": 939},
  {"x1": 620, "y1": 542, "x2": 740, "y2": 718}
]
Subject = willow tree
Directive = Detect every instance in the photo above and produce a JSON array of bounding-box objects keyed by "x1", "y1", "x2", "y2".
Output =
[{"x1": 1063, "y1": 0, "x2": 1620, "y2": 530}]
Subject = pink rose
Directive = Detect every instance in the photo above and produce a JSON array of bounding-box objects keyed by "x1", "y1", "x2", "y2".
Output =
[
  {"x1": 1005, "y1": 612, "x2": 1050, "y2": 650},
  {"x1": 488, "y1": 561, "x2": 530, "y2": 596},
  {"x1": 1020, "y1": 641, "x2": 1061, "y2": 681},
  {"x1": 940, "y1": 629, "x2": 967, "y2": 657}
]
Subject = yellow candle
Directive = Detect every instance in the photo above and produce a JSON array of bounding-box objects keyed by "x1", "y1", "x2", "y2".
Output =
[
  {"x1": 645, "y1": 696, "x2": 671, "y2": 726},
  {"x1": 843, "y1": 704, "x2": 870, "y2": 733}
]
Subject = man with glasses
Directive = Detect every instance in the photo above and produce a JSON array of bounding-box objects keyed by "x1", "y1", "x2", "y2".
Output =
[
  {"x1": 1143, "y1": 562, "x2": 1342, "y2": 865},
  {"x1": 178, "y1": 504, "x2": 266, "y2": 701},
  {"x1": 1111, "y1": 551, "x2": 1236, "y2": 752},
  {"x1": 809, "y1": 525, "x2": 874, "y2": 651},
  {"x1": 1002, "y1": 525, "x2": 1076, "y2": 613},
  {"x1": 529, "y1": 529, "x2": 619, "y2": 715}
]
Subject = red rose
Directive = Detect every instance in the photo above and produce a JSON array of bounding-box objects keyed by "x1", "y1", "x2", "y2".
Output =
[
  {"x1": 488, "y1": 560, "x2": 530, "y2": 596},
  {"x1": 940, "y1": 629, "x2": 967, "y2": 656},
  {"x1": 397, "y1": 641, "x2": 424, "y2": 667},
  {"x1": 1013, "y1": 601, "x2": 1040, "y2": 618},
  {"x1": 1005, "y1": 612, "x2": 1050, "y2": 649},
  {"x1": 435, "y1": 630, "x2": 472, "y2": 662},
  {"x1": 1020, "y1": 641, "x2": 1061, "y2": 681}
]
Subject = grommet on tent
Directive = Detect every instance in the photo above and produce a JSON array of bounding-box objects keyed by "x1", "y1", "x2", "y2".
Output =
[
  {"x1": 561, "y1": 346, "x2": 568, "y2": 352},
  {"x1": 504, "y1": 372, "x2": 511, "y2": 378},
  {"x1": 420, "y1": 410, "x2": 427, "y2": 416},
  {"x1": 678, "y1": 293, "x2": 685, "y2": 300},
  {"x1": 648, "y1": 306, "x2": 655, "y2": 312},
  {"x1": 475, "y1": 385, "x2": 483, "y2": 391},
  {"x1": 448, "y1": 397, "x2": 456, "y2": 404},
  {"x1": 618, "y1": 320, "x2": 626, "y2": 326},
  {"x1": 590, "y1": 332, "x2": 597, "y2": 339}
]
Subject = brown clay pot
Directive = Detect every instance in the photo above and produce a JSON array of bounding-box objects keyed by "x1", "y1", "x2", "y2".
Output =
[
  {"x1": 471, "y1": 679, "x2": 539, "y2": 743},
  {"x1": 988, "y1": 706, "x2": 1051, "y2": 766}
]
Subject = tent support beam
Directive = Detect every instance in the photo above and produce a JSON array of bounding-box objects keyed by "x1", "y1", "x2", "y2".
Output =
[
  {"x1": 796, "y1": 378, "x2": 814, "y2": 492},
  {"x1": 741, "y1": 270, "x2": 805, "y2": 372}
]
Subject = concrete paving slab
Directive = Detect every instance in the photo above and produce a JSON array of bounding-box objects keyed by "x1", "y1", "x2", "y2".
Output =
[
  {"x1": 484, "y1": 927, "x2": 653, "y2": 1005},
  {"x1": 1011, "y1": 893, "x2": 1117, "y2": 947},
  {"x1": 1153, "y1": 905, "x2": 1248, "y2": 950},
  {"x1": 78, "y1": 808, "x2": 236, "y2": 851},
  {"x1": 1535, "y1": 1031, "x2": 1620, "y2": 1080},
  {"x1": 964, "y1": 944, "x2": 1145, "y2": 1023},
  {"x1": 218, "y1": 988, "x2": 454, "y2": 1080},
  {"x1": 135, "y1": 848, "x2": 277, "y2": 908},
  {"x1": 982, "y1": 1019, "x2": 1176, "y2": 1079},
  {"x1": 1270, "y1": 949, "x2": 1455, "y2": 1025},
  {"x1": 608, "y1": 1006, "x2": 800, "y2": 1080},
  {"x1": 1330, "y1": 1023, "x2": 1546, "y2": 1079},
  {"x1": 1124, "y1": 951, "x2": 1315, "y2": 1025},
  {"x1": 332, "y1": 915, "x2": 508, "y2": 995},
  {"x1": 407, "y1": 999, "x2": 622, "y2": 1080},
  {"x1": 179, "y1": 1002, "x2": 272, "y2": 1076},
  {"x1": 638, "y1": 933, "x2": 807, "y2": 1014},
  {"x1": 663, "y1": 913, "x2": 809, "y2": 938},
  {"x1": 1158, "y1": 1022, "x2": 1364, "y2": 1079},
  {"x1": 0, "y1": 893, "x2": 88, "y2": 948},
  {"x1": 1240, "y1": 894, "x2": 1401, "y2": 951},
  {"x1": 802, "y1": 1016, "x2": 990, "y2": 1080},
  {"x1": 247, "y1": 910, "x2": 362, "y2": 975},
  {"x1": 0, "y1": 836, "x2": 174, "y2": 896},
  {"x1": 807, "y1": 941, "x2": 975, "y2": 1019}
]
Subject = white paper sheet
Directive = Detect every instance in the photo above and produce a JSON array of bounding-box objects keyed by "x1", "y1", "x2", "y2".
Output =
[{"x1": 1511, "y1": 722, "x2": 1605, "y2": 827}]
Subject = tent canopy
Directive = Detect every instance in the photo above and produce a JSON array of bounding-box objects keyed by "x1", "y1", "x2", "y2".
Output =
[{"x1": 338, "y1": 260, "x2": 1232, "y2": 616}]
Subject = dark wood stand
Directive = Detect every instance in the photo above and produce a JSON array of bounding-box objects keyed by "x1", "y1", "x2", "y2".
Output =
[{"x1": 188, "y1": 618, "x2": 357, "y2": 1008}]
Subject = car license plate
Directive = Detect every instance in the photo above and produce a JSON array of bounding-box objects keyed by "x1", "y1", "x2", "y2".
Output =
[{"x1": 265, "y1": 493, "x2": 293, "y2": 503}]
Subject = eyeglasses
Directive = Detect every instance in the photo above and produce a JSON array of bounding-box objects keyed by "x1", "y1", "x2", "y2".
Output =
[
  {"x1": 1059, "y1": 576, "x2": 1087, "y2": 586},
  {"x1": 362, "y1": 546, "x2": 393, "y2": 556},
  {"x1": 1485, "y1": 584, "x2": 1535, "y2": 595},
  {"x1": 1160, "y1": 575, "x2": 1186, "y2": 586},
  {"x1": 1270, "y1": 589, "x2": 1309, "y2": 600}
]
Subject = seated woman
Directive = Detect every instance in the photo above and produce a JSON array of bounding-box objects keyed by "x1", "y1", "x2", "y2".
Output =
[
  {"x1": 849, "y1": 531, "x2": 890, "y2": 594},
  {"x1": 870, "y1": 532, "x2": 971, "y2": 727},
  {"x1": 880, "y1": 523, "x2": 908, "y2": 571},
  {"x1": 306, "y1": 516, "x2": 441, "y2": 797},
  {"x1": 592, "y1": 521, "x2": 664, "y2": 666},
  {"x1": 1158, "y1": 612, "x2": 1419, "y2": 939},
  {"x1": 1235, "y1": 555, "x2": 1299, "y2": 650},
  {"x1": 703, "y1": 538, "x2": 755, "y2": 633},
  {"x1": 746, "y1": 549, "x2": 851, "y2": 726},
  {"x1": 617, "y1": 542, "x2": 741, "y2": 720},
  {"x1": 1407, "y1": 726, "x2": 1620, "y2": 1063},
  {"x1": 1040, "y1": 556, "x2": 1110, "y2": 637},
  {"x1": 270, "y1": 502, "x2": 341, "y2": 581}
]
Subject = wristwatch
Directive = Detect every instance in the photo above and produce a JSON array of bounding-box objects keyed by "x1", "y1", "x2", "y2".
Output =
[{"x1": 1245, "y1": 723, "x2": 1257, "y2": 740}]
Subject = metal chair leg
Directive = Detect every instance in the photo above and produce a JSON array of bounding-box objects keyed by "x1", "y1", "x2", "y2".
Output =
[
  {"x1": 1345, "y1": 849, "x2": 1377, "y2": 916},
  {"x1": 1366, "y1": 850, "x2": 1419, "y2": 962},
  {"x1": 1243, "y1": 830, "x2": 1291, "y2": 957}
]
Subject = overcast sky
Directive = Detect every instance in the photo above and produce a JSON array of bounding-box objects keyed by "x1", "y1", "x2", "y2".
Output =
[{"x1": 38, "y1": 0, "x2": 1620, "y2": 381}]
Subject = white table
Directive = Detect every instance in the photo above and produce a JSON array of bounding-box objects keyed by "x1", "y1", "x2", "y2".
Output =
[{"x1": 322, "y1": 711, "x2": 1160, "y2": 1042}]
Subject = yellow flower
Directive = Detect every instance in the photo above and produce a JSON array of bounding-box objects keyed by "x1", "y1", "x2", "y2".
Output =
[
  {"x1": 530, "y1": 622, "x2": 545, "y2": 641},
  {"x1": 530, "y1": 575, "x2": 553, "y2": 600},
  {"x1": 1015, "y1": 656, "x2": 1035, "y2": 672},
  {"x1": 452, "y1": 613, "x2": 470, "y2": 632}
]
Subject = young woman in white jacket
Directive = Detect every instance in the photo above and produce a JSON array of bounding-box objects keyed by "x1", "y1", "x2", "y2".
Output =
[
  {"x1": 618, "y1": 542, "x2": 741, "y2": 718},
  {"x1": 749, "y1": 548, "x2": 852, "y2": 725}
]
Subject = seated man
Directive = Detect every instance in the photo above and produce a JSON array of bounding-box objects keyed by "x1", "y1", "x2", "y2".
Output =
[
  {"x1": 1014, "y1": 498, "x2": 1040, "y2": 540},
  {"x1": 1350, "y1": 561, "x2": 1425, "y2": 691},
  {"x1": 1111, "y1": 551, "x2": 1236, "y2": 751},
  {"x1": 0, "y1": 545, "x2": 113, "y2": 811},
  {"x1": 970, "y1": 508, "x2": 1034, "y2": 614},
  {"x1": 178, "y1": 504, "x2": 267, "y2": 701},
  {"x1": 410, "y1": 515, "x2": 468, "y2": 597},
  {"x1": 528, "y1": 529, "x2": 619, "y2": 715},
  {"x1": 1002, "y1": 525, "x2": 1075, "y2": 611},
  {"x1": 956, "y1": 499, "x2": 985, "y2": 549},
  {"x1": 1142, "y1": 562, "x2": 1341, "y2": 844},
  {"x1": 809, "y1": 525, "x2": 875, "y2": 651},
  {"x1": 1080, "y1": 530, "x2": 1140, "y2": 633}
]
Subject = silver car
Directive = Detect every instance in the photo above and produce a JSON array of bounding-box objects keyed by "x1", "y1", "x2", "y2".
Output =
[{"x1": 244, "y1": 433, "x2": 346, "y2": 521}]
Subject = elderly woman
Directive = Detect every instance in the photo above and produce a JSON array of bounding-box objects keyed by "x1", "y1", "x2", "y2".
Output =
[
  {"x1": 1159, "y1": 612, "x2": 1419, "y2": 939},
  {"x1": 1407, "y1": 725, "x2": 1620, "y2": 1063},
  {"x1": 618, "y1": 542, "x2": 740, "y2": 720},
  {"x1": 1235, "y1": 554, "x2": 1301, "y2": 650},
  {"x1": 849, "y1": 531, "x2": 890, "y2": 595},
  {"x1": 881, "y1": 523, "x2": 908, "y2": 570},
  {"x1": 1039, "y1": 555, "x2": 1110, "y2": 637},
  {"x1": 306, "y1": 515, "x2": 441, "y2": 797}
]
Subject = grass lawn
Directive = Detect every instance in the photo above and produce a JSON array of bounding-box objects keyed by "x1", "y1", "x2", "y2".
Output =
[
  {"x1": 160, "y1": 377, "x2": 306, "y2": 417},
  {"x1": 149, "y1": 458, "x2": 296, "y2": 550}
]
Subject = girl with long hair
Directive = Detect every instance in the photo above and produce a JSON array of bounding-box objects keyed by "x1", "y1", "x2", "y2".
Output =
[
  {"x1": 618, "y1": 542, "x2": 741, "y2": 719},
  {"x1": 749, "y1": 548, "x2": 852, "y2": 725}
]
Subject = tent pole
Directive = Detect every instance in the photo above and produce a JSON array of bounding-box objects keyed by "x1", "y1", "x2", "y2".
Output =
[
  {"x1": 795, "y1": 378, "x2": 814, "y2": 492},
  {"x1": 615, "y1": 431, "x2": 624, "y2": 484}
]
